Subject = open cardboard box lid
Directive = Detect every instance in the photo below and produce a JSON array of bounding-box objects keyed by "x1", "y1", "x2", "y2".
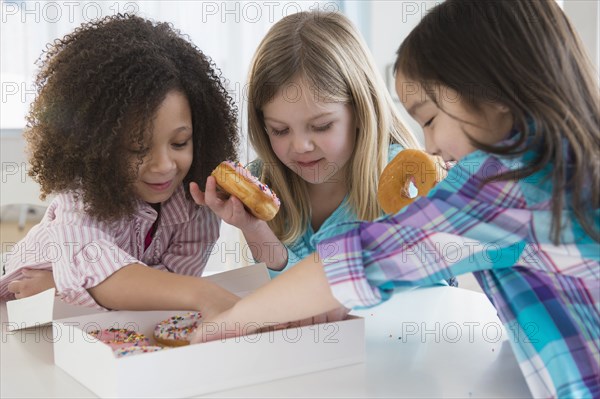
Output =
[{"x1": 6, "y1": 263, "x2": 271, "y2": 331}]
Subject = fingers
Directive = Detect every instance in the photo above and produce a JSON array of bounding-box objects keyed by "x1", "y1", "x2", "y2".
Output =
[
  {"x1": 203, "y1": 176, "x2": 227, "y2": 210},
  {"x1": 190, "y1": 324, "x2": 222, "y2": 344},
  {"x1": 6, "y1": 269, "x2": 56, "y2": 299},
  {"x1": 192, "y1": 178, "x2": 232, "y2": 218},
  {"x1": 189, "y1": 182, "x2": 206, "y2": 206},
  {"x1": 229, "y1": 195, "x2": 246, "y2": 216},
  {"x1": 7, "y1": 280, "x2": 22, "y2": 296},
  {"x1": 190, "y1": 309, "x2": 348, "y2": 344}
]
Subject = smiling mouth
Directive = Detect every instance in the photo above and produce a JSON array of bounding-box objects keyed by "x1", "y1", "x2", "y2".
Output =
[
  {"x1": 146, "y1": 180, "x2": 173, "y2": 191},
  {"x1": 296, "y1": 159, "x2": 322, "y2": 168}
]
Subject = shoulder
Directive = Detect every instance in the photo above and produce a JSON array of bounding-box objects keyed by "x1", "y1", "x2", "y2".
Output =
[
  {"x1": 429, "y1": 150, "x2": 543, "y2": 209},
  {"x1": 246, "y1": 159, "x2": 263, "y2": 177},
  {"x1": 387, "y1": 143, "x2": 404, "y2": 163},
  {"x1": 162, "y1": 185, "x2": 219, "y2": 225},
  {"x1": 45, "y1": 191, "x2": 102, "y2": 224}
]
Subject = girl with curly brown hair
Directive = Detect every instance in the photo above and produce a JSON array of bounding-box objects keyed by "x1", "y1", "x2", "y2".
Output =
[{"x1": 0, "y1": 14, "x2": 241, "y2": 317}]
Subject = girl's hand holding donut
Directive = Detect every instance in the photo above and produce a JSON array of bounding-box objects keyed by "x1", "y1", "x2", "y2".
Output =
[
  {"x1": 190, "y1": 161, "x2": 280, "y2": 229},
  {"x1": 190, "y1": 177, "x2": 259, "y2": 231}
]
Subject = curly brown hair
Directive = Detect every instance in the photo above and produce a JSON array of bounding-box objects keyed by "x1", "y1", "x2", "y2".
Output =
[{"x1": 25, "y1": 14, "x2": 239, "y2": 221}]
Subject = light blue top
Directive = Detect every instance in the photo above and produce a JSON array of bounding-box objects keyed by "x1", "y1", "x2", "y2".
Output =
[{"x1": 250, "y1": 144, "x2": 412, "y2": 278}]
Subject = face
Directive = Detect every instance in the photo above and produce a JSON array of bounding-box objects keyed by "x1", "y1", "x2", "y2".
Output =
[
  {"x1": 262, "y1": 80, "x2": 356, "y2": 185},
  {"x1": 132, "y1": 90, "x2": 193, "y2": 204},
  {"x1": 395, "y1": 73, "x2": 513, "y2": 164}
]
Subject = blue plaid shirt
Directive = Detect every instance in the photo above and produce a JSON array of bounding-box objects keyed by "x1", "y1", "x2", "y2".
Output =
[{"x1": 317, "y1": 148, "x2": 600, "y2": 398}]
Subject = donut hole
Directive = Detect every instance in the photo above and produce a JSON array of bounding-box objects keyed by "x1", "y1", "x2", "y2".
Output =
[{"x1": 403, "y1": 176, "x2": 419, "y2": 199}]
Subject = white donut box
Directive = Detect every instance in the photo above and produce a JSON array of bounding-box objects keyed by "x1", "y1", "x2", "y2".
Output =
[{"x1": 5, "y1": 264, "x2": 365, "y2": 398}]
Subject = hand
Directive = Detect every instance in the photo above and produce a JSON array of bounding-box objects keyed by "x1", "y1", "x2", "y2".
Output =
[
  {"x1": 257, "y1": 306, "x2": 350, "y2": 331},
  {"x1": 190, "y1": 305, "x2": 350, "y2": 344},
  {"x1": 7, "y1": 269, "x2": 56, "y2": 299},
  {"x1": 199, "y1": 282, "x2": 241, "y2": 322},
  {"x1": 190, "y1": 177, "x2": 260, "y2": 230},
  {"x1": 191, "y1": 307, "x2": 246, "y2": 344}
]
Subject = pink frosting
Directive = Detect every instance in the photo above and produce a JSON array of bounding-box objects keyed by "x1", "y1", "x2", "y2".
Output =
[
  {"x1": 88, "y1": 328, "x2": 150, "y2": 350},
  {"x1": 223, "y1": 161, "x2": 281, "y2": 207}
]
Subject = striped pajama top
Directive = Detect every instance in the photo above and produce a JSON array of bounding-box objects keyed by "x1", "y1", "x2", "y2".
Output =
[{"x1": 0, "y1": 185, "x2": 220, "y2": 309}]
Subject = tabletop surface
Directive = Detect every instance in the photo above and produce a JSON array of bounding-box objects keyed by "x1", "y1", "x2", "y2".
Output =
[{"x1": 0, "y1": 286, "x2": 532, "y2": 398}]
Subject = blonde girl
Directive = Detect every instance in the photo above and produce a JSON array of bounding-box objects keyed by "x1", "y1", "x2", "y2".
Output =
[{"x1": 193, "y1": 11, "x2": 419, "y2": 275}]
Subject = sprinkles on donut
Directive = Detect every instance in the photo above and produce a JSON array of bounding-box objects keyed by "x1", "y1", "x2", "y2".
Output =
[
  {"x1": 211, "y1": 160, "x2": 280, "y2": 221},
  {"x1": 154, "y1": 312, "x2": 203, "y2": 347}
]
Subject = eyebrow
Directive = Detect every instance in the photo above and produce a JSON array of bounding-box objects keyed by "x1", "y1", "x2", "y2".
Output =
[
  {"x1": 407, "y1": 100, "x2": 428, "y2": 116},
  {"x1": 173, "y1": 126, "x2": 192, "y2": 134},
  {"x1": 264, "y1": 111, "x2": 335, "y2": 124}
]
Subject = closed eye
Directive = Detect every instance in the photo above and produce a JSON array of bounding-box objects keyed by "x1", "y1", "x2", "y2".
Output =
[
  {"x1": 423, "y1": 117, "x2": 434, "y2": 128},
  {"x1": 172, "y1": 140, "x2": 190, "y2": 149},
  {"x1": 270, "y1": 128, "x2": 289, "y2": 136},
  {"x1": 313, "y1": 122, "x2": 333, "y2": 132}
]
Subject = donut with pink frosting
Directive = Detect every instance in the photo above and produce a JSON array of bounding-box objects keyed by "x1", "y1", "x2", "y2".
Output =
[
  {"x1": 88, "y1": 328, "x2": 150, "y2": 350},
  {"x1": 211, "y1": 160, "x2": 280, "y2": 221}
]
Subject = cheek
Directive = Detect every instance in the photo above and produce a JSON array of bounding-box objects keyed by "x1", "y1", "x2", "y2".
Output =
[
  {"x1": 446, "y1": 132, "x2": 476, "y2": 159},
  {"x1": 322, "y1": 128, "x2": 355, "y2": 159},
  {"x1": 178, "y1": 147, "x2": 194, "y2": 173},
  {"x1": 268, "y1": 137, "x2": 288, "y2": 161}
]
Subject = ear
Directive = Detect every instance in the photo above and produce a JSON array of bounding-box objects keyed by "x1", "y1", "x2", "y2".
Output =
[{"x1": 493, "y1": 102, "x2": 511, "y2": 113}]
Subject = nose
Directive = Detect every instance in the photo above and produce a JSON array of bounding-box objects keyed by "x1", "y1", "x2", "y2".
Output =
[
  {"x1": 146, "y1": 147, "x2": 175, "y2": 174},
  {"x1": 291, "y1": 131, "x2": 314, "y2": 153},
  {"x1": 423, "y1": 133, "x2": 439, "y2": 156}
]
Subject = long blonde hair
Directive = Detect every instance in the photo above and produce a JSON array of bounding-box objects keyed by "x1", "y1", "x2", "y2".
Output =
[{"x1": 248, "y1": 11, "x2": 419, "y2": 244}]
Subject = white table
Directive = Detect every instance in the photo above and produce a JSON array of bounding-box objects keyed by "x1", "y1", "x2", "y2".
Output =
[{"x1": 0, "y1": 286, "x2": 531, "y2": 398}]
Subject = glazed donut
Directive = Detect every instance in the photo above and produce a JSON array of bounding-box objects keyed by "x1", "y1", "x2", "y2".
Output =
[
  {"x1": 154, "y1": 312, "x2": 202, "y2": 347},
  {"x1": 88, "y1": 328, "x2": 150, "y2": 350},
  {"x1": 211, "y1": 161, "x2": 280, "y2": 221},
  {"x1": 377, "y1": 149, "x2": 447, "y2": 214}
]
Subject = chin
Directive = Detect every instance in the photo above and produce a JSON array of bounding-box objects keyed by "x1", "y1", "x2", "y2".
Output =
[{"x1": 139, "y1": 190, "x2": 174, "y2": 204}]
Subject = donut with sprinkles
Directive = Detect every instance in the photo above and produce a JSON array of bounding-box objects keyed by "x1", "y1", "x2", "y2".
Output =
[
  {"x1": 211, "y1": 160, "x2": 280, "y2": 221},
  {"x1": 154, "y1": 312, "x2": 203, "y2": 347},
  {"x1": 88, "y1": 328, "x2": 150, "y2": 350}
]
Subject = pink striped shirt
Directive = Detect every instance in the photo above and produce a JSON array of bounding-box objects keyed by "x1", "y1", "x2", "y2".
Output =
[{"x1": 0, "y1": 185, "x2": 220, "y2": 309}]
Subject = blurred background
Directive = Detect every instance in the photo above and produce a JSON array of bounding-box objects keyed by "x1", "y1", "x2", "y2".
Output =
[{"x1": 1, "y1": 1, "x2": 598, "y2": 279}]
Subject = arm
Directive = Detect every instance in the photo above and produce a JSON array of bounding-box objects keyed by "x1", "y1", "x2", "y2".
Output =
[
  {"x1": 190, "y1": 178, "x2": 288, "y2": 270},
  {"x1": 88, "y1": 264, "x2": 238, "y2": 319},
  {"x1": 6, "y1": 261, "x2": 239, "y2": 318},
  {"x1": 193, "y1": 153, "x2": 587, "y2": 341},
  {"x1": 192, "y1": 253, "x2": 341, "y2": 343},
  {"x1": 158, "y1": 203, "x2": 221, "y2": 276}
]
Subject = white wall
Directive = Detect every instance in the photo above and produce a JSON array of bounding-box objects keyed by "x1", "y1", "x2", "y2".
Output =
[
  {"x1": 563, "y1": 0, "x2": 600, "y2": 79},
  {"x1": 368, "y1": 1, "x2": 441, "y2": 145}
]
